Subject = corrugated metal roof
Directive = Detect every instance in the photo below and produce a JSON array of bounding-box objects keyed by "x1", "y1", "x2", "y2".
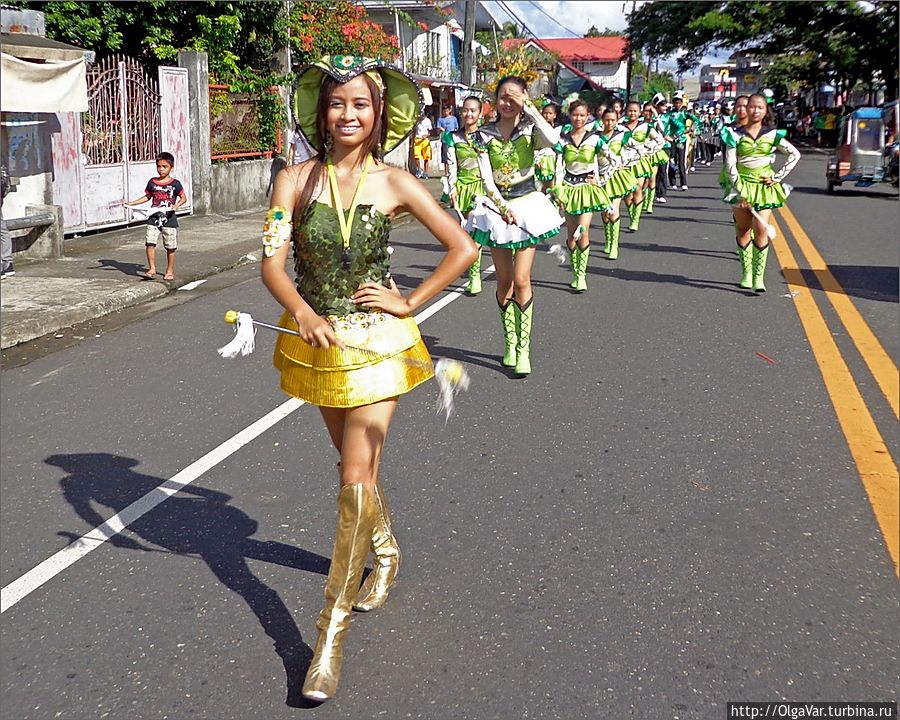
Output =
[
  {"x1": 0, "y1": 32, "x2": 95, "y2": 63},
  {"x1": 503, "y1": 37, "x2": 627, "y2": 62}
]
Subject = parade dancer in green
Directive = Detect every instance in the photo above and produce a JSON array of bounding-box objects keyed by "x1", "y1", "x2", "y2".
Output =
[
  {"x1": 621, "y1": 101, "x2": 663, "y2": 233},
  {"x1": 596, "y1": 108, "x2": 637, "y2": 260},
  {"x1": 465, "y1": 76, "x2": 562, "y2": 376},
  {"x1": 550, "y1": 99, "x2": 612, "y2": 291},
  {"x1": 445, "y1": 96, "x2": 487, "y2": 294},
  {"x1": 722, "y1": 94, "x2": 800, "y2": 291},
  {"x1": 641, "y1": 100, "x2": 669, "y2": 215}
]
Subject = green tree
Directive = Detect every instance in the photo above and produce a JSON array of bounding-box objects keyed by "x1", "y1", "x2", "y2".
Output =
[
  {"x1": 288, "y1": 1, "x2": 399, "y2": 67},
  {"x1": 500, "y1": 21, "x2": 524, "y2": 39},
  {"x1": 584, "y1": 25, "x2": 620, "y2": 37},
  {"x1": 626, "y1": 0, "x2": 898, "y2": 101},
  {"x1": 28, "y1": 0, "x2": 287, "y2": 75}
]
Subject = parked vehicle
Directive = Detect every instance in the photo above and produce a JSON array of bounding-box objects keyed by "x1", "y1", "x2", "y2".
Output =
[
  {"x1": 825, "y1": 107, "x2": 887, "y2": 193},
  {"x1": 882, "y1": 100, "x2": 899, "y2": 187}
]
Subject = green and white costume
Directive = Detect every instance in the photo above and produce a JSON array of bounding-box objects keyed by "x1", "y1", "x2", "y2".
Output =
[
  {"x1": 599, "y1": 127, "x2": 639, "y2": 199},
  {"x1": 621, "y1": 120, "x2": 665, "y2": 179},
  {"x1": 443, "y1": 129, "x2": 484, "y2": 214},
  {"x1": 466, "y1": 100, "x2": 562, "y2": 249},
  {"x1": 553, "y1": 126, "x2": 613, "y2": 215},
  {"x1": 722, "y1": 125, "x2": 801, "y2": 210}
]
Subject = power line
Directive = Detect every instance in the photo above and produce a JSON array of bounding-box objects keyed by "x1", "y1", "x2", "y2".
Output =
[
  {"x1": 495, "y1": 0, "x2": 539, "y2": 39},
  {"x1": 525, "y1": 0, "x2": 580, "y2": 38}
]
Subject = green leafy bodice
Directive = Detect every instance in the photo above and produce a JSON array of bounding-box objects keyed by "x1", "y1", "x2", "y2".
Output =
[{"x1": 292, "y1": 202, "x2": 392, "y2": 316}]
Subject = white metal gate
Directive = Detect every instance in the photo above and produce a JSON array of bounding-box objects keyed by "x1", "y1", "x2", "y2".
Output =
[{"x1": 51, "y1": 55, "x2": 192, "y2": 233}]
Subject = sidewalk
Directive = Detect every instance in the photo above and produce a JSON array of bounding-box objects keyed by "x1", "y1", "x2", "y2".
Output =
[{"x1": 0, "y1": 177, "x2": 445, "y2": 350}]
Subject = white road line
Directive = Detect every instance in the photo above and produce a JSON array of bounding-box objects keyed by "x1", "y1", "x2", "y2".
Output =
[
  {"x1": 0, "y1": 272, "x2": 491, "y2": 614},
  {"x1": 1, "y1": 398, "x2": 304, "y2": 614}
]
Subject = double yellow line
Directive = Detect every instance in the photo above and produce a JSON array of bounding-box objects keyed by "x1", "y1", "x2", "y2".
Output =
[{"x1": 770, "y1": 206, "x2": 898, "y2": 575}]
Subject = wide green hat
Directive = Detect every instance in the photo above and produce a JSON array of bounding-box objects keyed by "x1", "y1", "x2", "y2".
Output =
[{"x1": 294, "y1": 55, "x2": 423, "y2": 154}]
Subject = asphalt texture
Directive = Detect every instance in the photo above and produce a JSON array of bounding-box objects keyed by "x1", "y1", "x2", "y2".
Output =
[{"x1": 1, "y1": 155, "x2": 897, "y2": 720}]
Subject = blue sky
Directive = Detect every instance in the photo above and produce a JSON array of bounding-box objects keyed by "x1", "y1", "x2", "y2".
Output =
[{"x1": 482, "y1": 0, "x2": 732, "y2": 72}]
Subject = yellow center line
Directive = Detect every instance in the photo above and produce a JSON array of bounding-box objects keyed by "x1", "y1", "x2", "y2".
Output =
[
  {"x1": 769, "y1": 215, "x2": 898, "y2": 575},
  {"x1": 777, "y1": 204, "x2": 899, "y2": 419}
]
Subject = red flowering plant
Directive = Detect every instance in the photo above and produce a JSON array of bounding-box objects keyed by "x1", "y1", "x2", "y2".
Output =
[{"x1": 289, "y1": 1, "x2": 400, "y2": 65}]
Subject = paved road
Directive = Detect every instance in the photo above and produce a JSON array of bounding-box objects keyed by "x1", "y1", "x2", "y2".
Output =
[{"x1": 1, "y1": 155, "x2": 897, "y2": 720}]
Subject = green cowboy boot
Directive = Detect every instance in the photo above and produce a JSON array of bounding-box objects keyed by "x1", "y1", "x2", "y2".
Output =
[
  {"x1": 643, "y1": 187, "x2": 655, "y2": 214},
  {"x1": 569, "y1": 246, "x2": 581, "y2": 288},
  {"x1": 752, "y1": 244, "x2": 769, "y2": 292},
  {"x1": 603, "y1": 222, "x2": 613, "y2": 254},
  {"x1": 498, "y1": 298, "x2": 517, "y2": 367},
  {"x1": 630, "y1": 202, "x2": 643, "y2": 232},
  {"x1": 513, "y1": 298, "x2": 533, "y2": 376},
  {"x1": 737, "y1": 242, "x2": 753, "y2": 288},
  {"x1": 575, "y1": 245, "x2": 590, "y2": 292},
  {"x1": 608, "y1": 219, "x2": 621, "y2": 260},
  {"x1": 465, "y1": 248, "x2": 482, "y2": 295},
  {"x1": 625, "y1": 203, "x2": 636, "y2": 232},
  {"x1": 466, "y1": 245, "x2": 482, "y2": 295}
]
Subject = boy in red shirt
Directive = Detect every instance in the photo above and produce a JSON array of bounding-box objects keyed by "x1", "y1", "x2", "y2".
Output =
[{"x1": 124, "y1": 152, "x2": 187, "y2": 280}]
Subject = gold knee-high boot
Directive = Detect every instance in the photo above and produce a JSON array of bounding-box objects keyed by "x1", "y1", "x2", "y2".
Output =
[
  {"x1": 302, "y1": 484, "x2": 378, "y2": 702},
  {"x1": 352, "y1": 478, "x2": 401, "y2": 612}
]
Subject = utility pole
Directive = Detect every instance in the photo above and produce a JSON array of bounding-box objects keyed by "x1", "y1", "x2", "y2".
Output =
[
  {"x1": 278, "y1": 0, "x2": 293, "y2": 156},
  {"x1": 461, "y1": 0, "x2": 476, "y2": 87},
  {"x1": 623, "y1": 0, "x2": 636, "y2": 100}
]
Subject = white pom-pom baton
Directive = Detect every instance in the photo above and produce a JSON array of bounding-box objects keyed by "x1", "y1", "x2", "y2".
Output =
[
  {"x1": 546, "y1": 243, "x2": 569, "y2": 265},
  {"x1": 217, "y1": 311, "x2": 257, "y2": 357},
  {"x1": 219, "y1": 310, "x2": 470, "y2": 420}
]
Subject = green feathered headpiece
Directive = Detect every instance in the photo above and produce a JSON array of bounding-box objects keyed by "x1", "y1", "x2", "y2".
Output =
[{"x1": 294, "y1": 55, "x2": 423, "y2": 154}]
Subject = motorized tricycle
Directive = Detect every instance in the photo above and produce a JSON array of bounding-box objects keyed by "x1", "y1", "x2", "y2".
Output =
[{"x1": 825, "y1": 107, "x2": 890, "y2": 193}]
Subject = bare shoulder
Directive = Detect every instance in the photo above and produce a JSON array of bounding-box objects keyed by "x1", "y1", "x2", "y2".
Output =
[
  {"x1": 379, "y1": 163, "x2": 423, "y2": 195},
  {"x1": 274, "y1": 159, "x2": 321, "y2": 199}
]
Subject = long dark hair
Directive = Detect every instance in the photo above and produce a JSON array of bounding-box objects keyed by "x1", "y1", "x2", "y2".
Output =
[
  {"x1": 295, "y1": 73, "x2": 388, "y2": 219},
  {"x1": 495, "y1": 75, "x2": 527, "y2": 99}
]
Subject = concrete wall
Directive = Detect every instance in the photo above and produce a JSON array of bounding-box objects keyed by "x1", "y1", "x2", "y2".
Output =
[
  {"x1": 209, "y1": 158, "x2": 273, "y2": 215},
  {"x1": 178, "y1": 51, "x2": 211, "y2": 215},
  {"x1": 7, "y1": 204, "x2": 63, "y2": 259}
]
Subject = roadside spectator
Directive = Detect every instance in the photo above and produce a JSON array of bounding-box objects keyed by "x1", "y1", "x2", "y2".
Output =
[
  {"x1": 436, "y1": 104, "x2": 459, "y2": 175},
  {"x1": 814, "y1": 107, "x2": 826, "y2": 146},
  {"x1": 0, "y1": 163, "x2": 12, "y2": 278},
  {"x1": 823, "y1": 108, "x2": 838, "y2": 147},
  {"x1": 124, "y1": 151, "x2": 187, "y2": 281},
  {"x1": 413, "y1": 113, "x2": 433, "y2": 178}
]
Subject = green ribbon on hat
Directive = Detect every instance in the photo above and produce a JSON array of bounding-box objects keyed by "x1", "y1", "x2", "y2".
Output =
[{"x1": 294, "y1": 55, "x2": 423, "y2": 154}]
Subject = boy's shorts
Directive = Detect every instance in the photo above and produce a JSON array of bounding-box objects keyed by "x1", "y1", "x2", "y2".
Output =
[{"x1": 146, "y1": 226, "x2": 177, "y2": 249}]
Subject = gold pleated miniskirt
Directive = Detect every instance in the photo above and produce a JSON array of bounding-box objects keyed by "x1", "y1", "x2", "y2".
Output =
[{"x1": 273, "y1": 310, "x2": 434, "y2": 408}]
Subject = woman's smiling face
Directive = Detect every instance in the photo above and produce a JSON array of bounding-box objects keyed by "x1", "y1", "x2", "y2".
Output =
[
  {"x1": 496, "y1": 81, "x2": 525, "y2": 119},
  {"x1": 327, "y1": 75, "x2": 376, "y2": 147}
]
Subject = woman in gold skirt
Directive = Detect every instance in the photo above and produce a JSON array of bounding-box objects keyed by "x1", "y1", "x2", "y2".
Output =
[{"x1": 261, "y1": 55, "x2": 476, "y2": 702}]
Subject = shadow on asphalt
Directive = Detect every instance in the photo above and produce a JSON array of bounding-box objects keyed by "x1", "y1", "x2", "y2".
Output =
[
  {"x1": 586, "y1": 265, "x2": 759, "y2": 295},
  {"x1": 420, "y1": 333, "x2": 519, "y2": 378},
  {"x1": 790, "y1": 184, "x2": 899, "y2": 200},
  {"x1": 91, "y1": 258, "x2": 151, "y2": 278},
  {"x1": 46, "y1": 452, "x2": 328, "y2": 708},
  {"x1": 620, "y1": 242, "x2": 738, "y2": 261},
  {"x1": 641, "y1": 214, "x2": 735, "y2": 226},
  {"x1": 389, "y1": 239, "x2": 445, "y2": 253},
  {"x1": 819, "y1": 264, "x2": 899, "y2": 303},
  {"x1": 388, "y1": 270, "x2": 426, "y2": 290}
]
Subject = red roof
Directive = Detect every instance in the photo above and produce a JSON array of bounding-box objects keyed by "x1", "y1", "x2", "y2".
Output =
[{"x1": 502, "y1": 37, "x2": 627, "y2": 62}]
